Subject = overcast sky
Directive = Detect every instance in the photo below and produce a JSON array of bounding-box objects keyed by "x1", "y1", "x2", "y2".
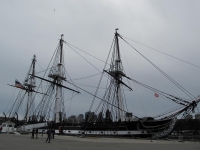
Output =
[{"x1": 1, "y1": 0, "x2": 200, "y2": 120}]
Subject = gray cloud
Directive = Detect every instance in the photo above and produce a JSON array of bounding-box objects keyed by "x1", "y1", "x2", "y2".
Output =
[{"x1": 1, "y1": 0, "x2": 200, "y2": 120}]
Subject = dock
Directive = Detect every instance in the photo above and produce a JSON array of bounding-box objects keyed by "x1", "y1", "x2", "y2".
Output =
[{"x1": 0, "y1": 134, "x2": 200, "y2": 150}]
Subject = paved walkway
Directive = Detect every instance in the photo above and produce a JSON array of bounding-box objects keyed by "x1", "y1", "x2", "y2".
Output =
[{"x1": 0, "y1": 133, "x2": 200, "y2": 150}]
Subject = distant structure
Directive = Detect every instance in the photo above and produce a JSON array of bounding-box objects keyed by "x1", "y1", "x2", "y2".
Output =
[
  {"x1": 125, "y1": 112, "x2": 133, "y2": 121},
  {"x1": 63, "y1": 113, "x2": 67, "y2": 121},
  {"x1": 85, "y1": 111, "x2": 96, "y2": 122},
  {"x1": 85, "y1": 111, "x2": 90, "y2": 122},
  {"x1": 0, "y1": 116, "x2": 6, "y2": 124},
  {"x1": 77, "y1": 114, "x2": 84, "y2": 122},
  {"x1": 132, "y1": 117, "x2": 139, "y2": 121},
  {"x1": 105, "y1": 110, "x2": 112, "y2": 122},
  {"x1": 195, "y1": 113, "x2": 200, "y2": 119},
  {"x1": 185, "y1": 114, "x2": 193, "y2": 119},
  {"x1": 68, "y1": 115, "x2": 77, "y2": 123}
]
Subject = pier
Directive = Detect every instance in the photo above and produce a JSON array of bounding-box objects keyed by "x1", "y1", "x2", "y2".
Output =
[{"x1": 0, "y1": 134, "x2": 200, "y2": 150}]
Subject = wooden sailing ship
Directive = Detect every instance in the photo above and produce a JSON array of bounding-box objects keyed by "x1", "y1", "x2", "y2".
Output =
[{"x1": 3, "y1": 30, "x2": 200, "y2": 138}]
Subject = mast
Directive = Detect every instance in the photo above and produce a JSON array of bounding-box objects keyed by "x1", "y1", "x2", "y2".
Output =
[
  {"x1": 48, "y1": 34, "x2": 66, "y2": 123},
  {"x1": 32, "y1": 35, "x2": 79, "y2": 123},
  {"x1": 24, "y1": 55, "x2": 36, "y2": 122},
  {"x1": 110, "y1": 29, "x2": 125, "y2": 121},
  {"x1": 93, "y1": 29, "x2": 132, "y2": 122}
]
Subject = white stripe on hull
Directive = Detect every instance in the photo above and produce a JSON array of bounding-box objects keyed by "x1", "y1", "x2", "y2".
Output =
[{"x1": 62, "y1": 130, "x2": 149, "y2": 135}]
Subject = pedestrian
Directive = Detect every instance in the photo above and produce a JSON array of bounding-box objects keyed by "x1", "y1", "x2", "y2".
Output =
[
  {"x1": 35, "y1": 128, "x2": 38, "y2": 139},
  {"x1": 31, "y1": 128, "x2": 35, "y2": 139},
  {"x1": 46, "y1": 129, "x2": 51, "y2": 143},
  {"x1": 42, "y1": 129, "x2": 44, "y2": 136},
  {"x1": 0, "y1": 126, "x2": 2, "y2": 134},
  {"x1": 51, "y1": 128, "x2": 55, "y2": 139}
]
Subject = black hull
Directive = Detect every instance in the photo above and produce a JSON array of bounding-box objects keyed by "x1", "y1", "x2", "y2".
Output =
[{"x1": 61, "y1": 118, "x2": 174, "y2": 137}]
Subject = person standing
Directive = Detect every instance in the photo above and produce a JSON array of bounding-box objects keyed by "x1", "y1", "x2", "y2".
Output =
[
  {"x1": 51, "y1": 129, "x2": 55, "y2": 139},
  {"x1": 42, "y1": 129, "x2": 44, "y2": 136},
  {"x1": 31, "y1": 128, "x2": 35, "y2": 139},
  {"x1": 35, "y1": 128, "x2": 38, "y2": 139},
  {"x1": 46, "y1": 129, "x2": 51, "y2": 143}
]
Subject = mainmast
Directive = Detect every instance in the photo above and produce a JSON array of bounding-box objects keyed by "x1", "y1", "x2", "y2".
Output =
[
  {"x1": 48, "y1": 34, "x2": 66, "y2": 123},
  {"x1": 32, "y1": 34, "x2": 79, "y2": 123}
]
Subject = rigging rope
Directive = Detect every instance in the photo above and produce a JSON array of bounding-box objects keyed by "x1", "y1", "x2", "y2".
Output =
[
  {"x1": 72, "y1": 72, "x2": 102, "y2": 81},
  {"x1": 32, "y1": 43, "x2": 60, "y2": 114},
  {"x1": 66, "y1": 79, "x2": 139, "y2": 119},
  {"x1": 35, "y1": 61, "x2": 44, "y2": 73},
  {"x1": 35, "y1": 67, "x2": 51, "y2": 75},
  {"x1": 121, "y1": 35, "x2": 200, "y2": 70},
  {"x1": 65, "y1": 43, "x2": 102, "y2": 73},
  {"x1": 153, "y1": 105, "x2": 185, "y2": 118},
  {"x1": 66, "y1": 92, "x2": 74, "y2": 119},
  {"x1": 72, "y1": 82, "x2": 106, "y2": 89},
  {"x1": 130, "y1": 78, "x2": 190, "y2": 106},
  {"x1": 65, "y1": 42, "x2": 110, "y2": 65},
  {"x1": 4, "y1": 88, "x2": 16, "y2": 114},
  {"x1": 120, "y1": 42, "x2": 147, "y2": 116},
  {"x1": 8, "y1": 89, "x2": 23, "y2": 117},
  {"x1": 122, "y1": 86, "x2": 129, "y2": 115},
  {"x1": 63, "y1": 66, "x2": 80, "y2": 93},
  {"x1": 119, "y1": 35, "x2": 195, "y2": 100},
  {"x1": 89, "y1": 37, "x2": 115, "y2": 112}
]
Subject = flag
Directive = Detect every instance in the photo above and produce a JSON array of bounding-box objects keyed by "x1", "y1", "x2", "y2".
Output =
[
  {"x1": 15, "y1": 80, "x2": 24, "y2": 89},
  {"x1": 154, "y1": 93, "x2": 159, "y2": 98}
]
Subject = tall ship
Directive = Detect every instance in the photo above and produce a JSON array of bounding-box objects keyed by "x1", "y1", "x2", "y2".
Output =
[{"x1": 2, "y1": 30, "x2": 200, "y2": 138}]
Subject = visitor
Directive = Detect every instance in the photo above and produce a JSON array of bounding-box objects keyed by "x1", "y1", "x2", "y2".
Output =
[
  {"x1": 35, "y1": 128, "x2": 38, "y2": 139},
  {"x1": 51, "y1": 128, "x2": 55, "y2": 139},
  {"x1": 46, "y1": 129, "x2": 51, "y2": 143},
  {"x1": 42, "y1": 129, "x2": 45, "y2": 136},
  {"x1": 31, "y1": 128, "x2": 35, "y2": 139}
]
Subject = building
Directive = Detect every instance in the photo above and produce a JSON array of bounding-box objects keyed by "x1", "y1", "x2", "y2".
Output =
[
  {"x1": 125, "y1": 112, "x2": 133, "y2": 121},
  {"x1": 85, "y1": 111, "x2": 96, "y2": 122},
  {"x1": 0, "y1": 116, "x2": 6, "y2": 124},
  {"x1": 63, "y1": 113, "x2": 67, "y2": 121},
  {"x1": 1, "y1": 120, "x2": 15, "y2": 133},
  {"x1": 77, "y1": 114, "x2": 84, "y2": 122},
  {"x1": 68, "y1": 115, "x2": 77, "y2": 123},
  {"x1": 85, "y1": 111, "x2": 90, "y2": 122},
  {"x1": 105, "y1": 110, "x2": 112, "y2": 122}
]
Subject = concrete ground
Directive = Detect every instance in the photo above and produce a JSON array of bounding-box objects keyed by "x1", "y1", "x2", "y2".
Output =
[{"x1": 0, "y1": 133, "x2": 200, "y2": 150}]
